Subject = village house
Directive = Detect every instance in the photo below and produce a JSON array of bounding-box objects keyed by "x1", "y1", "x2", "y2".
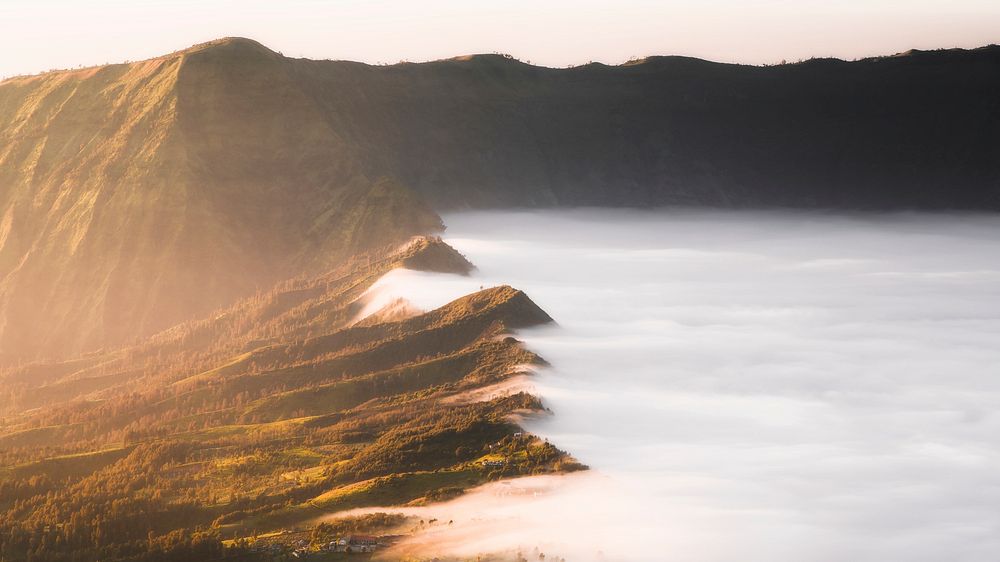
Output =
[{"x1": 335, "y1": 534, "x2": 380, "y2": 553}]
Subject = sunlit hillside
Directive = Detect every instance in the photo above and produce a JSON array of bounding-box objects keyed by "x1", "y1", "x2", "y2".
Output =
[
  {"x1": 0, "y1": 38, "x2": 441, "y2": 363},
  {"x1": 0, "y1": 236, "x2": 581, "y2": 561}
]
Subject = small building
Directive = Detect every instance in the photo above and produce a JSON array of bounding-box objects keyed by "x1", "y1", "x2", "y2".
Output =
[{"x1": 338, "y1": 535, "x2": 379, "y2": 553}]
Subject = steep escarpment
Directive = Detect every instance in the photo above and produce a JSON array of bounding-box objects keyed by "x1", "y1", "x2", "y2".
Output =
[
  {"x1": 291, "y1": 46, "x2": 1000, "y2": 209},
  {"x1": 0, "y1": 38, "x2": 441, "y2": 363}
]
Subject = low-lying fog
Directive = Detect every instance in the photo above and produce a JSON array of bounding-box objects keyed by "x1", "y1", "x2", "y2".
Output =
[{"x1": 364, "y1": 209, "x2": 1000, "y2": 561}]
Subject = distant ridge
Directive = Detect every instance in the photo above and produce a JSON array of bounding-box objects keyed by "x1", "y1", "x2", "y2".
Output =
[
  {"x1": 10, "y1": 39, "x2": 996, "y2": 81},
  {"x1": 274, "y1": 40, "x2": 1000, "y2": 210}
]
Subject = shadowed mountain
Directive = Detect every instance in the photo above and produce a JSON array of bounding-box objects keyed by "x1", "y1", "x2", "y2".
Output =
[{"x1": 275, "y1": 44, "x2": 1000, "y2": 210}]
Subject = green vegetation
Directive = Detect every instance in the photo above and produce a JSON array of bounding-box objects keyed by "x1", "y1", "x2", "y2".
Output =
[
  {"x1": 0, "y1": 37, "x2": 443, "y2": 364},
  {"x1": 310, "y1": 512, "x2": 408, "y2": 541},
  {"x1": 0, "y1": 240, "x2": 580, "y2": 561}
]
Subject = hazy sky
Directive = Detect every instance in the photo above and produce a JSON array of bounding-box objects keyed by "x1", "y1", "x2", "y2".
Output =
[{"x1": 2, "y1": 0, "x2": 998, "y2": 79}]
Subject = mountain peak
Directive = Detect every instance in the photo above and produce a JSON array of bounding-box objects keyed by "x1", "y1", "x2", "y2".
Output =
[
  {"x1": 443, "y1": 53, "x2": 530, "y2": 66},
  {"x1": 0, "y1": 43, "x2": 441, "y2": 363},
  {"x1": 182, "y1": 36, "x2": 277, "y2": 57},
  {"x1": 432, "y1": 285, "x2": 554, "y2": 330}
]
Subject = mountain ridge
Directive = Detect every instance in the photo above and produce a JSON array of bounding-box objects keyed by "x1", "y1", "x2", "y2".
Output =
[
  {"x1": 8, "y1": 37, "x2": 998, "y2": 81},
  {"x1": 0, "y1": 41, "x2": 442, "y2": 363},
  {"x1": 0, "y1": 237, "x2": 578, "y2": 561},
  {"x1": 3, "y1": 37, "x2": 1000, "y2": 362}
]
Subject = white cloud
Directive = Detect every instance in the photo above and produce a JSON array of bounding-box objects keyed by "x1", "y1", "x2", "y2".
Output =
[{"x1": 357, "y1": 209, "x2": 1000, "y2": 561}]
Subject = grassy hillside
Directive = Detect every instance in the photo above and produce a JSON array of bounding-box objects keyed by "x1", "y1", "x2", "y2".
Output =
[
  {"x1": 0, "y1": 238, "x2": 580, "y2": 562},
  {"x1": 287, "y1": 44, "x2": 1000, "y2": 210},
  {"x1": 0, "y1": 38, "x2": 441, "y2": 364}
]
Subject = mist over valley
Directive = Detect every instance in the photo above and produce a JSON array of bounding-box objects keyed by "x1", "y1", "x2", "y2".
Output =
[{"x1": 361, "y1": 209, "x2": 1000, "y2": 561}]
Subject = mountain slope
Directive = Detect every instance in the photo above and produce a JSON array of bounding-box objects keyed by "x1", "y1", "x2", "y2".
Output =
[
  {"x1": 291, "y1": 45, "x2": 1000, "y2": 209},
  {"x1": 0, "y1": 238, "x2": 577, "y2": 562},
  {"x1": 0, "y1": 38, "x2": 441, "y2": 364},
  {"x1": 3, "y1": 38, "x2": 999, "y2": 362},
  {"x1": 0, "y1": 235, "x2": 473, "y2": 413}
]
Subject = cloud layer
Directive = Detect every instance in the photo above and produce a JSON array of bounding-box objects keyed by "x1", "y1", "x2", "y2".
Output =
[{"x1": 361, "y1": 209, "x2": 1000, "y2": 561}]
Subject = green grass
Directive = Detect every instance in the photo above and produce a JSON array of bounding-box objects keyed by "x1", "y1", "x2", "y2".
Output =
[
  {"x1": 240, "y1": 353, "x2": 475, "y2": 422},
  {"x1": 312, "y1": 469, "x2": 480, "y2": 510},
  {"x1": 172, "y1": 351, "x2": 255, "y2": 387},
  {"x1": 173, "y1": 415, "x2": 317, "y2": 443},
  {"x1": 280, "y1": 463, "x2": 331, "y2": 483},
  {"x1": 230, "y1": 468, "x2": 482, "y2": 534},
  {"x1": 0, "y1": 423, "x2": 83, "y2": 449},
  {"x1": 3, "y1": 447, "x2": 131, "y2": 482},
  {"x1": 211, "y1": 447, "x2": 328, "y2": 480}
]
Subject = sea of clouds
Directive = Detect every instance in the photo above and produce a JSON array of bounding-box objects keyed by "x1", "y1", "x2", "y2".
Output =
[{"x1": 357, "y1": 209, "x2": 1000, "y2": 562}]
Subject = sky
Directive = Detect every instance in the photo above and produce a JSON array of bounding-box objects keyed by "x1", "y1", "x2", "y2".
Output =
[
  {"x1": 1, "y1": 0, "x2": 999, "y2": 79},
  {"x1": 356, "y1": 209, "x2": 1000, "y2": 561}
]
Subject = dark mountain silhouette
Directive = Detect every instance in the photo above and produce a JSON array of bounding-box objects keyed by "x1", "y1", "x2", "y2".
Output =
[{"x1": 287, "y1": 42, "x2": 1000, "y2": 209}]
